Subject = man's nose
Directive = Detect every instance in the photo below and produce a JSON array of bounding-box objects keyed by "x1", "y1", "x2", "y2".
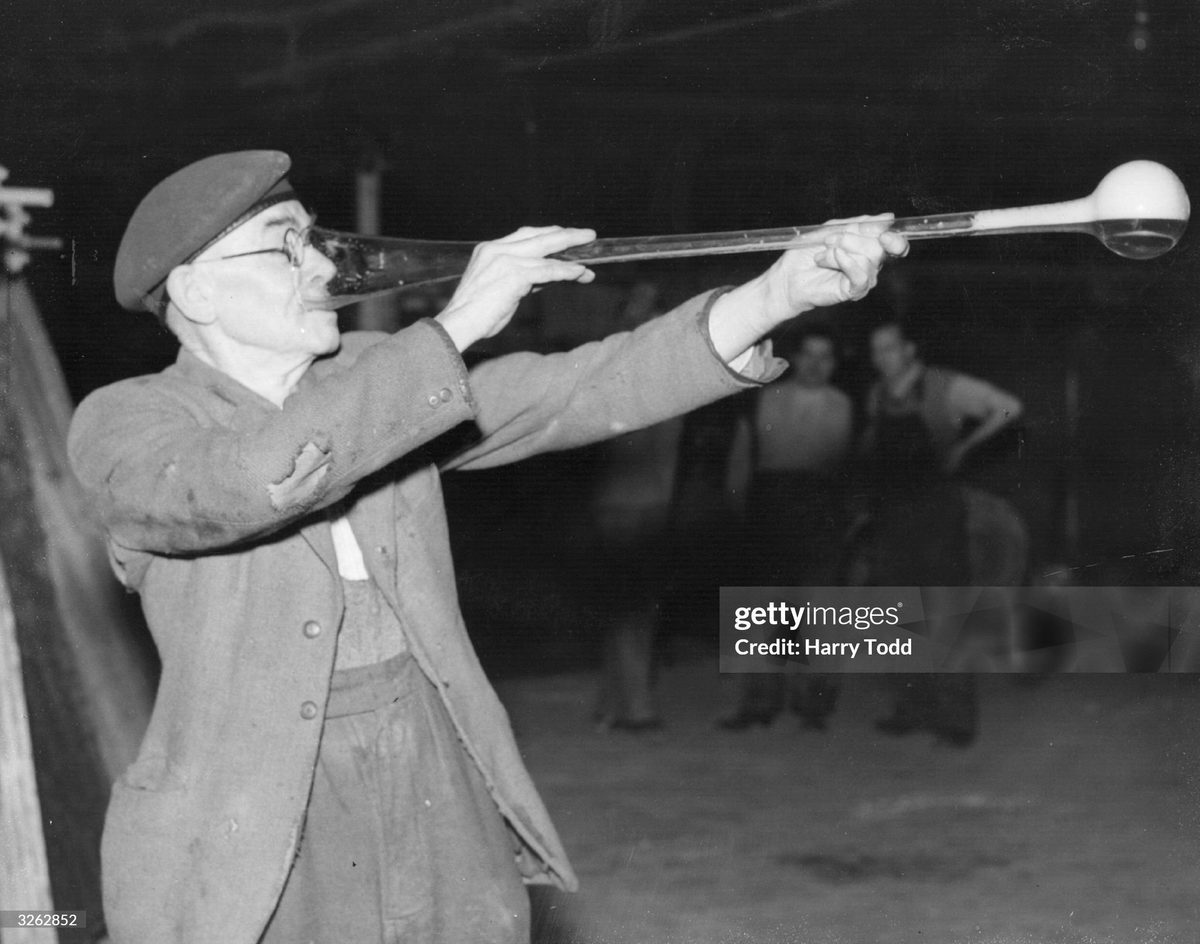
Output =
[{"x1": 304, "y1": 246, "x2": 338, "y2": 283}]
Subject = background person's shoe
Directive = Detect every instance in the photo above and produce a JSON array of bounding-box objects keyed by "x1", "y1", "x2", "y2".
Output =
[
  {"x1": 717, "y1": 710, "x2": 777, "y2": 731},
  {"x1": 932, "y1": 725, "x2": 977, "y2": 748},
  {"x1": 607, "y1": 716, "x2": 664, "y2": 733}
]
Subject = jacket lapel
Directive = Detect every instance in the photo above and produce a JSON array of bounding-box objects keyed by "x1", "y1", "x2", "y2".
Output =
[
  {"x1": 174, "y1": 346, "x2": 397, "y2": 589},
  {"x1": 347, "y1": 483, "x2": 399, "y2": 595},
  {"x1": 299, "y1": 515, "x2": 339, "y2": 580}
]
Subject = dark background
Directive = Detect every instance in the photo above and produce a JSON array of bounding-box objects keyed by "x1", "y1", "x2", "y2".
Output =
[
  {"x1": 7, "y1": 0, "x2": 1200, "y2": 602},
  {"x1": 6, "y1": 5, "x2": 1200, "y2": 937}
]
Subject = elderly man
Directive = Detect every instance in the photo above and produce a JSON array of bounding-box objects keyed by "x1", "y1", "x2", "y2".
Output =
[{"x1": 68, "y1": 150, "x2": 906, "y2": 944}]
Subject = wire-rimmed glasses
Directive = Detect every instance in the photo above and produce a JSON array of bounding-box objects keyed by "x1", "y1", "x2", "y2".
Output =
[{"x1": 196, "y1": 222, "x2": 316, "y2": 270}]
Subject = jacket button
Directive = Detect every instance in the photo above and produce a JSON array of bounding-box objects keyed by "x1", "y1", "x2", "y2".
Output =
[
  {"x1": 302, "y1": 620, "x2": 322, "y2": 639},
  {"x1": 300, "y1": 701, "x2": 319, "y2": 720},
  {"x1": 427, "y1": 394, "x2": 441, "y2": 407},
  {"x1": 439, "y1": 387, "x2": 453, "y2": 402}
]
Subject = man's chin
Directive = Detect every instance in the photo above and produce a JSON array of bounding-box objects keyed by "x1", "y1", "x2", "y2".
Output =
[
  {"x1": 315, "y1": 326, "x2": 342, "y2": 353},
  {"x1": 304, "y1": 314, "x2": 342, "y2": 353}
]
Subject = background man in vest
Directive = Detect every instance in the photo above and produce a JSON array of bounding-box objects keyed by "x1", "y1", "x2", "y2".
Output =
[{"x1": 857, "y1": 318, "x2": 1023, "y2": 746}]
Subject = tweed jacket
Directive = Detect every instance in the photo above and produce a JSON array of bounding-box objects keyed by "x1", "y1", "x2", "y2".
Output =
[{"x1": 67, "y1": 291, "x2": 783, "y2": 944}]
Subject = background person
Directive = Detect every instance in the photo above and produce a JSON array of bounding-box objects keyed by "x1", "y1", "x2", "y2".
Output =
[
  {"x1": 720, "y1": 327, "x2": 854, "y2": 731},
  {"x1": 854, "y1": 318, "x2": 1023, "y2": 585},
  {"x1": 589, "y1": 280, "x2": 681, "y2": 732},
  {"x1": 852, "y1": 318, "x2": 1023, "y2": 747}
]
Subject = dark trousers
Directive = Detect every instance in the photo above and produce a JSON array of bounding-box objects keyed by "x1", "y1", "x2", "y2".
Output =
[
  {"x1": 259, "y1": 653, "x2": 530, "y2": 944},
  {"x1": 744, "y1": 471, "x2": 844, "y2": 586},
  {"x1": 867, "y1": 481, "x2": 971, "y2": 586},
  {"x1": 730, "y1": 472, "x2": 844, "y2": 723}
]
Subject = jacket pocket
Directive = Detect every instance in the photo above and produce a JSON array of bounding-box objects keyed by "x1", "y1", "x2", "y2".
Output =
[{"x1": 102, "y1": 778, "x2": 192, "y2": 944}]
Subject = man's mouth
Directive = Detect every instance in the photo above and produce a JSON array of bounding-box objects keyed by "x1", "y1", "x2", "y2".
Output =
[{"x1": 301, "y1": 295, "x2": 334, "y2": 312}]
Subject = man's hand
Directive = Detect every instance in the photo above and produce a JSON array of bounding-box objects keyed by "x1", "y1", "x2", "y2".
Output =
[
  {"x1": 436, "y1": 226, "x2": 596, "y2": 352},
  {"x1": 775, "y1": 215, "x2": 908, "y2": 311},
  {"x1": 709, "y1": 215, "x2": 909, "y2": 364}
]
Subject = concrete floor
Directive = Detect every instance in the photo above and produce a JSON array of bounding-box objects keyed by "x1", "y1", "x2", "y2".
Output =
[{"x1": 492, "y1": 663, "x2": 1200, "y2": 944}]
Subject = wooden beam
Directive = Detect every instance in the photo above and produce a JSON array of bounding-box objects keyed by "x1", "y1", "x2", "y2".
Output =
[
  {"x1": 0, "y1": 277, "x2": 113, "y2": 939},
  {"x1": 0, "y1": 274, "x2": 57, "y2": 942},
  {"x1": 0, "y1": 551, "x2": 56, "y2": 942}
]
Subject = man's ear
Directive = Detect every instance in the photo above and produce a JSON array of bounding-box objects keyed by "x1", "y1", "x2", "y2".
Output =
[{"x1": 165, "y1": 265, "x2": 217, "y2": 326}]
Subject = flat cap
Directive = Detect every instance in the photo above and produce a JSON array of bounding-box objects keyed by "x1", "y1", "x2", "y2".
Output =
[{"x1": 114, "y1": 150, "x2": 294, "y2": 312}]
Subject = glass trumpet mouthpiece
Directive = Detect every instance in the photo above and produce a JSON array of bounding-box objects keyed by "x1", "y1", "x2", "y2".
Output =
[{"x1": 306, "y1": 226, "x2": 475, "y2": 311}]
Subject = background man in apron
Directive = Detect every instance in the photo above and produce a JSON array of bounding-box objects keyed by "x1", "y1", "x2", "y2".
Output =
[{"x1": 855, "y1": 319, "x2": 1023, "y2": 746}]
